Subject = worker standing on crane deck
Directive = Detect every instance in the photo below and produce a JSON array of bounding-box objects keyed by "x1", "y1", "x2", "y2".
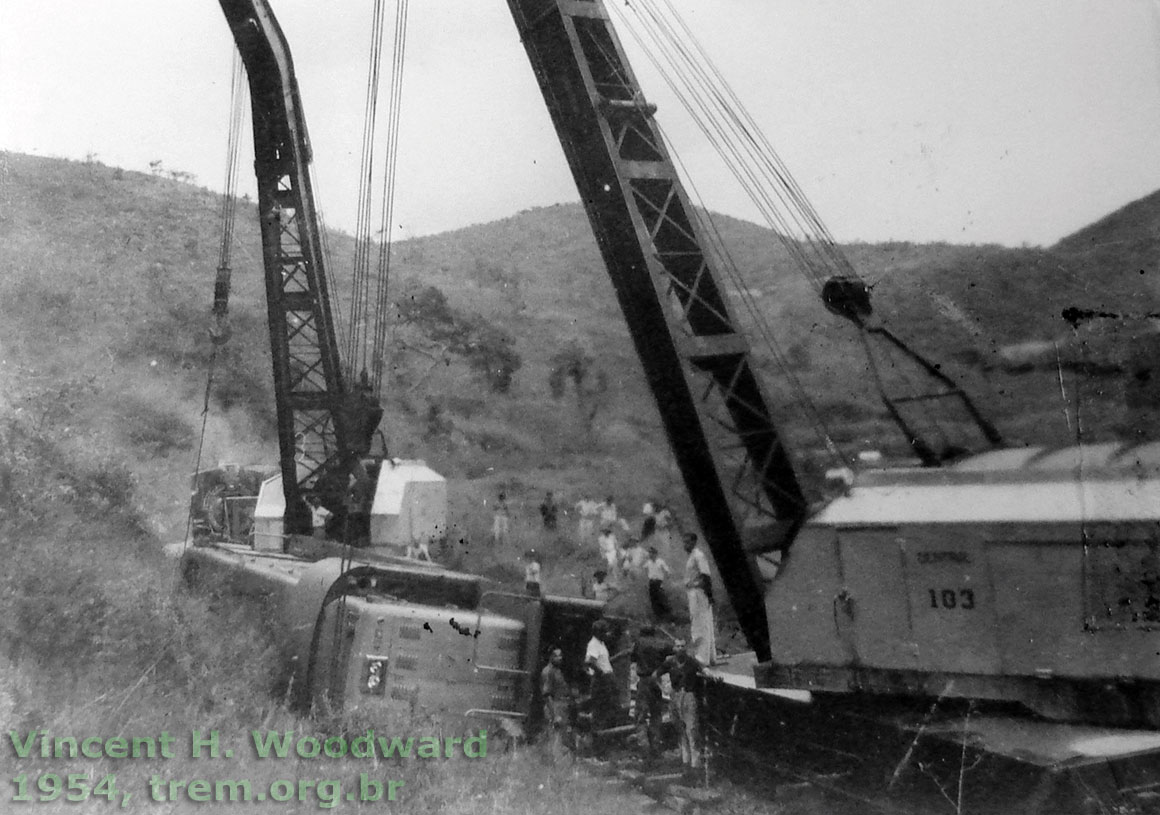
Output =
[{"x1": 683, "y1": 533, "x2": 716, "y2": 666}]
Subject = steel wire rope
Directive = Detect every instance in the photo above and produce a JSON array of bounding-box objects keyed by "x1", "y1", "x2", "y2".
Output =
[
  {"x1": 216, "y1": 52, "x2": 246, "y2": 278},
  {"x1": 581, "y1": 14, "x2": 843, "y2": 504},
  {"x1": 184, "y1": 51, "x2": 248, "y2": 553},
  {"x1": 572, "y1": 25, "x2": 744, "y2": 338},
  {"x1": 610, "y1": 4, "x2": 849, "y2": 473},
  {"x1": 347, "y1": 0, "x2": 389, "y2": 381},
  {"x1": 666, "y1": 135, "x2": 851, "y2": 473},
  {"x1": 624, "y1": 0, "x2": 848, "y2": 291},
  {"x1": 575, "y1": 23, "x2": 821, "y2": 510},
  {"x1": 647, "y1": 0, "x2": 990, "y2": 454},
  {"x1": 621, "y1": 0, "x2": 972, "y2": 458},
  {"x1": 650, "y1": 0, "x2": 855, "y2": 280},
  {"x1": 370, "y1": 0, "x2": 410, "y2": 397},
  {"x1": 616, "y1": 1, "x2": 833, "y2": 289},
  {"x1": 612, "y1": 3, "x2": 835, "y2": 295},
  {"x1": 331, "y1": 0, "x2": 390, "y2": 656}
]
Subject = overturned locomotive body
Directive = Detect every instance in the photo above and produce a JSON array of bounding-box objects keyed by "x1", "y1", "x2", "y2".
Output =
[
  {"x1": 184, "y1": 460, "x2": 609, "y2": 726},
  {"x1": 181, "y1": 541, "x2": 610, "y2": 727},
  {"x1": 760, "y1": 441, "x2": 1160, "y2": 727}
]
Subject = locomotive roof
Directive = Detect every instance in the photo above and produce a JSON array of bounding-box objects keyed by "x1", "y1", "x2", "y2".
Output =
[{"x1": 813, "y1": 441, "x2": 1160, "y2": 526}]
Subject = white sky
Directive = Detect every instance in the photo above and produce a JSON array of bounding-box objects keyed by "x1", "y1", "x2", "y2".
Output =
[{"x1": 3, "y1": 0, "x2": 1160, "y2": 246}]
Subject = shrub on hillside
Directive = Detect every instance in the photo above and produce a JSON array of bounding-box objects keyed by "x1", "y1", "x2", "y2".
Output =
[
  {"x1": 121, "y1": 399, "x2": 195, "y2": 456},
  {"x1": 395, "y1": 284, "x2": 522, "y2": 393},
  {"x1": 548, "y1": 341, "x2": 609, "y2": 433},
  {"x1": 0, "y1": 400, "x2": 281, "y2": 728}
]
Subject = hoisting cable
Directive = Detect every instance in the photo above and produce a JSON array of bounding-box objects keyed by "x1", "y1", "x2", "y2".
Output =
[
  {"x1": 370, "y1": 0, "x2": 411, "y2": 396},
  {"x1": 572, "y1": 23, "x2": 837, "y2": 515},
  {"x1": 331, "y1": 0, "x2": 408, "y2": 670},
  {"x1": 594, "y1": 5, "x2": 848, "y2": 475},
  {"x1": 615, "y1": 0, "x2": 998, "y2": 460},
  {"x1": 347, "y1": 0, "x2": 389, "y2": 383},
  {"x1": 615, "y1": 0, "x2": 849, "y2": 293},
  {"x1": 667, "y1": 132, "x2": 852, "y2": 472},
  {"x1": 183, "y1": 50, "x2": 247, "y2": 553}
]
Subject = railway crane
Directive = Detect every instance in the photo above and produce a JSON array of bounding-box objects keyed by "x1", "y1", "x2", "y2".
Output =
[
  {"x1": 503, "y1": 0, "x2": 1160, "y2": 730},
  {"x1": 185, "y1": 0, "x2": 1160, "y2": 757}
]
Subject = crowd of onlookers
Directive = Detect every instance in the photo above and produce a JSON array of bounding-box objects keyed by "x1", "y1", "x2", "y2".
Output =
[
  {"x1": 490, "y1": 489, "x2": 719, "y2": 669},
  {"x1": 485, "y1": 488, "x2": 723, "y2": 776}
]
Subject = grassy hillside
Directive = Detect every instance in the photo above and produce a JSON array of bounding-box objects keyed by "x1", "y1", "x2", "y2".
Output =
[
  {"x1": 3, "y1": 150, "x2": 1158, "y2": 545},
  {"x1": 2, "y1": 149, "x2": 1159, "y2": 812}
]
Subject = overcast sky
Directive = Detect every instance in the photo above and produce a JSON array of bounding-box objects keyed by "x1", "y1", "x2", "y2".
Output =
[{"x1": 3, "y1": 0, "x2": 1160, "y2": 246}]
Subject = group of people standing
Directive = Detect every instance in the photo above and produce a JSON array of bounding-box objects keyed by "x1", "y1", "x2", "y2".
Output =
[
  {"x1": 539, "y1": 619, "x2": 712, "y2": 778},
  {"x1": 491, "y1": 488, "x2": 719, "y2": 668}
]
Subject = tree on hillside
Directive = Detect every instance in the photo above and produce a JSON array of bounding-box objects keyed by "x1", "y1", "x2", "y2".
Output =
[
  {"x1": 548, "y1": 341, "x2": 609, "y2": 435},
  {"x1": 394, "y1": 285, "x2": 521, "y2": 394}
]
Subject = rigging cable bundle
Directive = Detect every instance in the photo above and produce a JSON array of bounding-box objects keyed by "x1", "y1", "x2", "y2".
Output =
[{"x1": 613, "y1": 0, "x2": 1003, "y2": 463}]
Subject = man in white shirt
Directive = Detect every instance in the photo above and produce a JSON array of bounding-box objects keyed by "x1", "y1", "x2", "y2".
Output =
[
  {"x1": 584, "y1": 620, "x2": 616, "y2": 729},
  {"x1": 574, "y1": 495, "x2": 599, "y2": 541},
  {"x1": 591, "y1": 570, "x2": 616, "y2": 603},
  {"x1": 524, "y1": 551, "x2": 542, "y2": 596},
  {"x1": 492, "y1": 492, "x2": 511, "y2": 545},
  {"x1": 645, "y1": 546, "x2": 672, "y2": 620},
  {"x1": 309, "y1": 497, "x2": 332, "y2": 540},
  {"x1": 683, "y1": 533, "x2": 716, "y2": 666},
  {"x1": 597, "y1": 527, "x2": 620, "y2": 571},
  {"x1": 621, "y1": 537, "x2": 648, "y2": 577}
]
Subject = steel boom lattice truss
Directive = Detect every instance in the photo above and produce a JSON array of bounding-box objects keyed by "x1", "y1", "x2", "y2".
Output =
[
  {"x1": 220, "y1": 0, "x2": 376, "y2": 535},
  {"x1": 506, "y1": 0, "x2": 807, "y2": 660}
]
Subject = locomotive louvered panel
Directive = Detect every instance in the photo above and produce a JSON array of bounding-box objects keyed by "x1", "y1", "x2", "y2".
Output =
[
  {"x1": 394, "y1": 654, "x2": 419, "y2": 672},
  {"x1": 389, "y1": 684, "x2": 420, "y2": 702}
]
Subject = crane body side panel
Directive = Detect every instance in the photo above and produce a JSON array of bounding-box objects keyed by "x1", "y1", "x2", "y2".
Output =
[{"x1": 761, "y1": 458, "x2": 1160, "y2": 725}]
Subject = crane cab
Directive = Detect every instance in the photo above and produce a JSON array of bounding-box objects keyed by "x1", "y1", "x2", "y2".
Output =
[{"x1": 758, "y1": 441, "x2": 1160, "y2": 728}]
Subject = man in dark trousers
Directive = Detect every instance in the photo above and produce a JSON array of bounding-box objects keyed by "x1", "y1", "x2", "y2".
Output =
[
  {"x1": 645, "y1": 546, "x2": 672, "y2": 620},
  {"x1": 584, "y1": 620, "x2": 617, "y2": 730},
  {"x1": 539, "y1": 490, "x2": 559, "y2": 531},
  {"x1": 540, "y1": 647, "x2": 571, "y2": 753},
  {"x1": 654, "y1": 638, "x2": 704, "y2": 777},
  {"x1": 632, "y1": 627, "x2": 674, "y2": 758}
]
